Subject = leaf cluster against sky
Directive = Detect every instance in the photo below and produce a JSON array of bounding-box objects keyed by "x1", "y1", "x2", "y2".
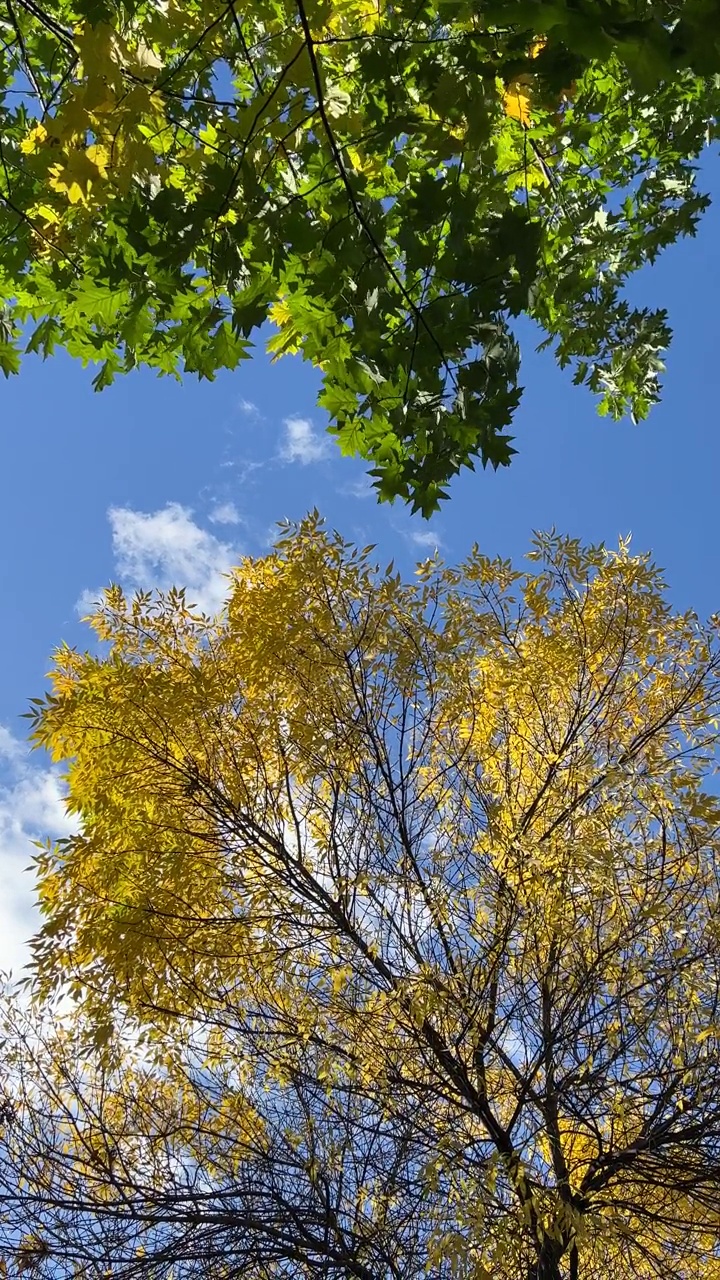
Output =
[{"x1": 1, "y1": 0, "x2": 719, "y2": 508}]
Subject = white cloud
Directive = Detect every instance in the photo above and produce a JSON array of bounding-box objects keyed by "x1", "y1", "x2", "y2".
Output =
[
  {"x1": 75, "y1": 585, "x2": 103, "y2": 618},
  {"x1": 280, "y1": 417, "x2": 330, "y2": 465},
  {"x1": 237, "y1": 398, "x2": 258, "y2": 416},
  {"x1": 340, "y1": 477, "x2": 374, "y2": 500},
  {"x1": 408, "y1": 528, "x2": 444, "y2": 551},
  {"x1": 0, "y1": 725, "x2": 23, "y2": 763},
  {"x1": 107, "y1": 502, "x2": 239, "y2": 614},
  {"x1": 209, "y1": 501, "x2": 241, "y2": 526},
  {"x1": 0, "y1": 730, "x2": 74, "y2": 979}
]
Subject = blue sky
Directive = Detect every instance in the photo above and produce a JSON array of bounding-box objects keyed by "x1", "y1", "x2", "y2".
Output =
[{"x1": 1, "y1": 164, "x2": 719, "y2": 974}]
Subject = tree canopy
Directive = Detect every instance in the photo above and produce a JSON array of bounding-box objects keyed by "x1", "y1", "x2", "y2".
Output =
[
  {"x1": 2, "y1": 519, "x2": 720, "y2": 1278},
  {"x1": 1, "y1": 1, "x2": 719, "y2": 509}
]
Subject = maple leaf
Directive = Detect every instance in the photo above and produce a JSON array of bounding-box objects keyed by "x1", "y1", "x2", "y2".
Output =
[
  {"x1": 49, "y1": 147, "x2": 109, "y2": 205},
  {"x1": 503, "y1": 76, "x2": 534, "y2": 127},
  {"x1": 19, "y1": 123, "x2": 47, "y2": 155}
]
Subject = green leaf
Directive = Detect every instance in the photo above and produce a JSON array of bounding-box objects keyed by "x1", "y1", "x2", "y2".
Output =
[{"x1": 0, "y1": 342, "x2": 21, "y2": 378}]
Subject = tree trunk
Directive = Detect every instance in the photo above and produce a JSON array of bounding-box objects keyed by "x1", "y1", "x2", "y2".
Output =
[{"x1": 527, "y1": 1238, "x2": 565, "y2": 1280}]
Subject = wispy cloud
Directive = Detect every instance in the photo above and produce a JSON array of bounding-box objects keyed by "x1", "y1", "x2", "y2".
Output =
[
  {"x1": 340, "y1": 476, "x2": 374, "y2": 500},
  {"x1": 209, "y1": 501, "x2": 242, "y2": 526},
  {"x1": 79, "y1": 503, "x2": 241, "y2": 617},
  {"x1": 280, "y1": 417, "x2": 330, "y2": 465},
  {"x1": 407, "y1": 528, "x2": 444, "y2": 552},
  {"x1": 0, "y1": 729, "x2": 74, "y2": 979}
]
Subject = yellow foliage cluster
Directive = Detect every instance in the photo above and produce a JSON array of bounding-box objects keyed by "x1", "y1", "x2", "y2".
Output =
[
  {"x1": 19, "y1": 23, "x2": 166, "y2": 217},
  {"x1": 15, "y1": 518, "x2": 720, "y2": 1278}
]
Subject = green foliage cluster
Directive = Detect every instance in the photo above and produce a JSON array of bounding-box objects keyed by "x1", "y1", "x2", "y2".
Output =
[{"x1": 0, "y1": 0, "x2": 719, "y2": 508}]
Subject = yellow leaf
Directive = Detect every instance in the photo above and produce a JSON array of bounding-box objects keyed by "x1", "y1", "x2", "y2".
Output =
[
  {"x1": 503, "y1": 77, "x2": 533, "y2": 127},
  {"x1": 267, "y1": 297, "x2": 303, "y2": 358},
  {"x1": 502, "y1": 38, "x2": 546, "y2": 127},
  {"x1": 49, "y1": 148, "x2": 107, "y2": 205},
  {"x1": 46, "y1": 94, "x2": 94, "y2": 145},
  {"x1": 86, "y1": 143, "x2": 110, "y2": 178},
  {"x1": 20, "y1": 122, "x2": 47, "y2": 155},
  {"x1": 133, "y1": 41, "x2": 163, "y2": 75},
  {"x1": 268, "y1": 298, "x2": 292, "y2": 327},
  {"x1": 83, "y1": 76, "x2": 118, "y2": 114},
  {"x1": 322, "y1": 0, "x2": 381, "y2": 37},
  {"x1": 31, "y1": 204, "x2": 61, "y2": 226}
]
